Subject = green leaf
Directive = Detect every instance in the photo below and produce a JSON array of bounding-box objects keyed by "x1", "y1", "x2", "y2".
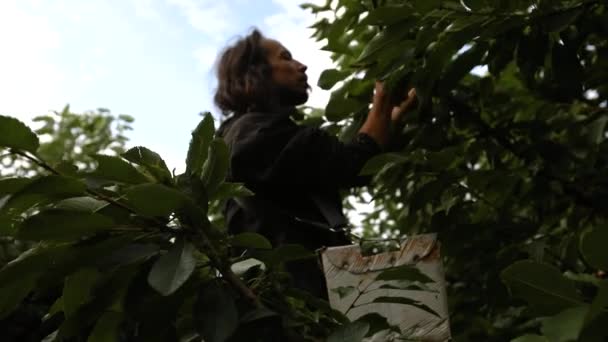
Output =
[
  {"x1": 361, "y1": 5, "x2": 412, "y2": 26},
  {"x1": 98, "y1": 243, "x2": 160, "y2": 267},
  {"x1": 409, "y1": 177, "x2": 451, "y2": 212},
  {"x1": 551, "y1": 42, "x2": 583, "y2": 96},
  {"x1": 63, "y1": 268, "x2": 101, "y2": 317},
  {"x1": 0, "y1": 235, "x2": 134, "y2": 292},
  {"x1": 49, "y1": 296, "x2": 64, "y2": 316},
  {"x1": 586, "y1": 281, "x2": 608, "y2": 326},
  {"x1": 318, "y1": 69, "x2": 349, "y2": 90},
  {"x1": 0, "y1": 271, "x2": 38, "y2": 319},
  {"x1": 0, "y1": 245, "x2": 68, "y2": 286},
  {"x1": 0, "y1": 178, "x2": 34, "y2": 195},
  {"x1": 578, "y1": 312, "x2": 608, "y2": 342},
  {"x1": 511, "y1": 335, "x2": 549, "y2": 342},
  {"x1": 195, "y1": 281, "x2": 239, "y2": 342},
  {"x1": 254, "y1": 244, "x2": 315, "y2": 266},
  {"x1": 415, "y1": 20, "x2": 444, "y2": 55},
  {"x1": 564, "y1": 271, "x2": 601, "y2": 287},
  {"x1": 585, "y1": 117, "x2": 608, "y2": 145},
  {"x1": 325, "y1": 95, "x2": 366, "y2": 122},
  {"x1": 426, "y1": 144, "x2": 465, "y2": 170},
  {"x1": 376, "y1": 265, "x2": 435, "y2": 283},
  {"x1": 213, "y1": 182, "x2": 254, "y2": 201},
  {"x1": 286, "y1": 287, "x2": 350, "y2": 324},
  {"x1": 0, "y1": 213, "x2": 18, "y2": 236},
  {"x1": 118, "y1": 113, "x2": 134, "y2": 123},
  {"x1": 54, "y1": 161, "x2": 79, "y2": 176},
  {"x1": 0, "y1": 115, "x2": 40, "y2": 153},
  {"x1": 440, "y1": 42, "x2": 489, "y2": 93},
  {"x1": 541, "y1": 305, "x2": 588, "y2": 342},
  {"x1": 339, "y1": 112, "x2": 366, "y2": 143},
  {"x1": 147, "y1": 238, "x2": 196, "y2": 296},
  {"x1": 18, "y1": 209, "x2": 115, "y2": 241},
  {"x1": 300, "y1": 2, "x2": 330, "y2": 12},
  {"x1": 232, "y1": 232, "x2": 272, "y2": 250},
  {"x1": 328, "y1": 321, "x2": 369, "y2": 342},
  {"x1": 487, "y1": 37, "x2": 517, "y2": 75},
  {"x1": 22, "y1": 175, "x2": 86, "y2": 195},
  {"x1": 125, "y1": 183, "x2": 188, "y2": 217},
  {"x1": 416, "y1": 16, "x2": 486, "y2": 103},
  {"x1": 501, "y1": 260, "x2": 584, "y2": 315},
  {"x1": 54, "y1": 196, "x2": 109, "y2": 212},
  {"x1": 378, "y1": 281, "x2": 438, "y2": 292},
  {"x1": 91, "y1": 154, "x2": 149, "y2": 184},
  {"x1": 331, "y1": 286, "x2": 356, "y2": 299},
  {"x1": 201, "y1": 138, "x2": 230, "y2": 199},
  {"x1": 412, "y1": 0, "x2": 441, "y2": 14},
  {"x1": 240, "y1": 307, "x2": 278, "y2": 323},
  {"x1": 58, "y1": 264, "x2": 138, "y2": 339},
  {"x1": 231, "y1": 258, "x2": 265, "y2": 276},
  {"x1": 543, "y1": 8, "x2": 583, "y2": 33},
  {"x1": 186, "y1": 113, "x2": 215, "y2": 176},
  {"x1": 3, "y1": 175, "x2": 87, "y2": 215},
  {"x1": 355, "y1": 312, "x2": 394, "y2": 337},
  {"x1": 175, "y1": 174, "x2": 209, "y2": 215},
  {"x1": 360, "y1": 153, "x2": 408, "y2": 175},
  {"x1": 517, "y1": 31, "x2": 548, "y2": 76},
  {"x1": 87, "y1": 311, "x2": 124, "y2": 342},
  {"x1": 463, "y1": 0, "x2": 489, "y2": 11},
  {"x1": 371, "y1": 296, "x2": 441, "y2": 317},
  {"x1": 356, "y1": 25, "x2": 410, "y2": 64},
  {"x1": 123, "y1": 146, "x2": 172, "y2": 184},
  {"x1": 580, "y1": 225, "x2": 608, "y2": 271}
]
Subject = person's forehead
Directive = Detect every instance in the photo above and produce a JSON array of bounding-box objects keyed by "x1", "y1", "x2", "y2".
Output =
[{"x1": 262, "y1": 38, "x2": 288, "y2": 54}]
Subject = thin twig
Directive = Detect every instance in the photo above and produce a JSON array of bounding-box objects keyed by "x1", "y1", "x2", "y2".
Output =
[
  {"x1": 194, "y1": 232, "x2": 262, "y2": 308},
  {"x1": 11, "y1": 149, "x2": 181, "y2": 235},
  {"x1": 12, "y1": 150, "x2": 58, "y2": 175}
]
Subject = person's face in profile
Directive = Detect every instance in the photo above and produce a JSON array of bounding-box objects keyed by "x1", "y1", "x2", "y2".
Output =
[{"x1": 261, "y1": 38, "x2": 309, "y2": 107}]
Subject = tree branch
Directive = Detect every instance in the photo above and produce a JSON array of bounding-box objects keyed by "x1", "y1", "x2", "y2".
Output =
[
  {"x1": 193, "y1": 231, "x2": 261, "y2": 308},
  {"x1": 445, "y1": 94, "x2": 599, "y2": 211},
  {"x1": 11, "y1": 149, "x2": 182, "y2": 235},
  {"x1": 11, "y1": 150, "x2": 58, "y2": 175}
]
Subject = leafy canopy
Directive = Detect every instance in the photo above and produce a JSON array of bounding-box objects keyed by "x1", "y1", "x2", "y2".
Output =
[{"x1": 304, "y1": 0, "x2": 608, "y2": 340}]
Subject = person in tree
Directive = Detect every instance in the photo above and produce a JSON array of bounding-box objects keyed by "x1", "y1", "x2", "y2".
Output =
[{"x1": 215, "y1": 28, "x2": 416, "y2": 298}]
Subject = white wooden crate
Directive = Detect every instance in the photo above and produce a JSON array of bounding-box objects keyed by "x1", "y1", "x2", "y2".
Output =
[{"x1": 320, "y1": 234, "x2": 451, "y2": 341}]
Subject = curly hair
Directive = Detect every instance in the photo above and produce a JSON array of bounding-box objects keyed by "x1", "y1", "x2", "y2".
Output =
[{"x1": 214, "y1": 29, "x2": 274, "y2": 116}]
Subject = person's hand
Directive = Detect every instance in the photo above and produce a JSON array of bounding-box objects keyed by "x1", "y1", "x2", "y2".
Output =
[
  {"x1": 362, "y1": 82, "x2": 416, "y2": 147},
  {"x1": 370, "y1": 82, "x2": 417, "y2": 121},
  {"x1": 370, "y1": 81, "x2": 393, "y2": 117},
  {"x1": 391, "y1": 88, "x2": 417, "y2": 123}
]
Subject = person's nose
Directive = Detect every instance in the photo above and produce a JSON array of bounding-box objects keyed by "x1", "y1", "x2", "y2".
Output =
[{"x1": 297, "y1": 61, "x2": 307, "y2": 73}]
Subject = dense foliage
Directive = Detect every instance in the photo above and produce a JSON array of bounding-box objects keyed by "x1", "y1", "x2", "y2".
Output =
[
  {"x1": 1, "y1": 105, "x2": 132, "y2": 178},
  {"x1": 0, "y1": 107, "x2": 135, "y2": 340},
  {"x1": 0, "y1": 112, "x2": 356, "y2": 341},
  {"x1": 1, "y1": 0, "x2": 607, "y2": 341},
  {"x1": 304, "y1": 0, "x2": 608, "y2": 340}
]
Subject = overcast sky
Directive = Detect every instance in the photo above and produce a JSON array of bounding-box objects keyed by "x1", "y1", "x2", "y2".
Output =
[{"x1": 0, "y1": 0, "x2": 333, "y2": 172}]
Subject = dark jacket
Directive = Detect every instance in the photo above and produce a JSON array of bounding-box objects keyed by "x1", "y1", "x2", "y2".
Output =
[{"x1": 218, "y1": 109, "x2": 380, "y2": 251}]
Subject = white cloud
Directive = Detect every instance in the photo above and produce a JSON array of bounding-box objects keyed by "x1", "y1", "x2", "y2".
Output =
[
  {"x1": 167, "y1": 0, "x2": 233, "y2": 39},
  {"x1": 168, "y1": 0, "x2": 235, "y2": 78},
  {"x1": 194, "y1": 45, "x2": 219, "y2": 74},
  {"x1": 132, "y1": 0, "x2": 162, "y2": 19},
  {"x1": 0, "y1": 0, "x2": 66, "y2": 121}
]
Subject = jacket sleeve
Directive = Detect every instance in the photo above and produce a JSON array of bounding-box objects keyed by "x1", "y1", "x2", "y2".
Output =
[{"x1": 228, "y1": 114, "x2": 381, "y2": 188}]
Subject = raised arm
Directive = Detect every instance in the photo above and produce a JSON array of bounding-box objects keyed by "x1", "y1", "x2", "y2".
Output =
[{"x1": 359, "y1": 82, "x2": 417, "y2": 148}]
